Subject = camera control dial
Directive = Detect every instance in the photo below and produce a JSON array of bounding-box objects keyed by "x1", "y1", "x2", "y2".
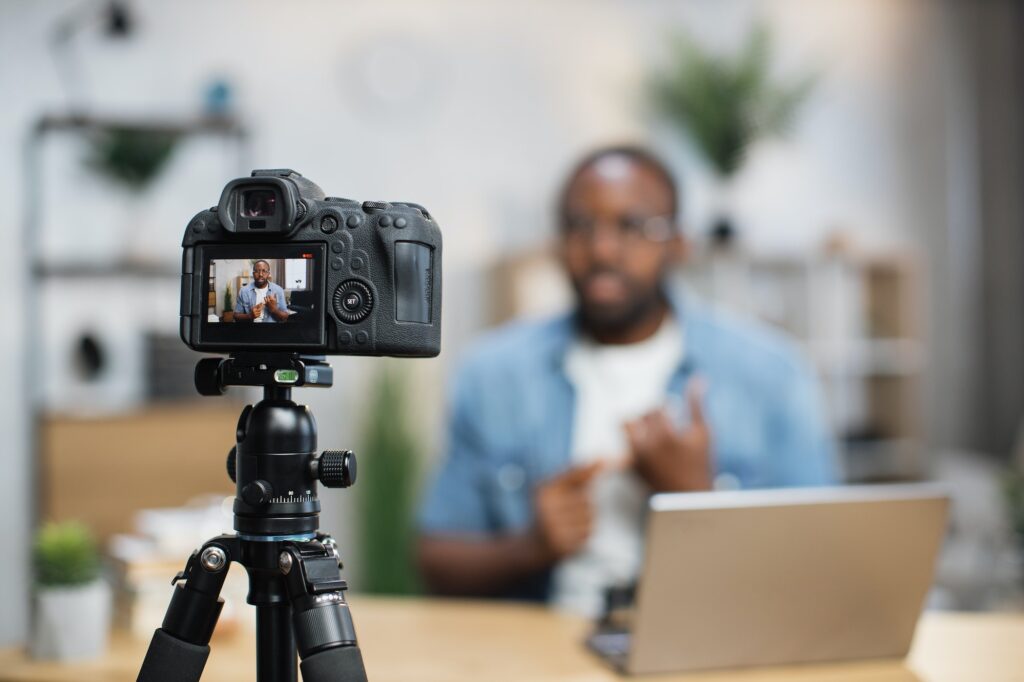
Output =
[{"x1": 333, "y1": 280, "x2": 373, "y2": 323}]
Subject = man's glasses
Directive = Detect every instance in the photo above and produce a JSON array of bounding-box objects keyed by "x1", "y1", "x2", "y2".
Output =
[{"x1": 563, "y1": 214, "x2": 675, "y2": 246}]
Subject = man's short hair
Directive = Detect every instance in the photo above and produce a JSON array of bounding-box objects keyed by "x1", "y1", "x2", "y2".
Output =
[
  {"x1": 557, "y1": 145, "x2": 680, "y2": 226},
  {"x1": 253, "y1": 259, "x2": 271, "y2": 270}
]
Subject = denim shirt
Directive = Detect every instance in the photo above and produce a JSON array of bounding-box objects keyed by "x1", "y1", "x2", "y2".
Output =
[
  {"x1": 418, "y1": 293, "x2": 838, "y2": 597},
  {"x1": 234, "y1": 282, "x2": 289, "y2": 322}
]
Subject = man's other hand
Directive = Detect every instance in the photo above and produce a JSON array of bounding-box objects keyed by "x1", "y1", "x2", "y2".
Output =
[
  {"x1": 533, "y1": 462, "x2": 602, "y2": 561},
  {"x1": 624, "y1": 380, "x2": 713, "y2": 493},
  {"x1": 252, "y1": 302, "x2": 265, "y2": 318},
  {"x1": 266, "y1": 295, "x2": 279, "y2": 312}
]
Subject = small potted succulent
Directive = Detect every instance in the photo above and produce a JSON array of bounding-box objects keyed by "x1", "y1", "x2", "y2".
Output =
[
  {"x1": 222, "y1": 282, "x2": 235, "y2": 322},
  {"x1": 31, "y1": 522, "x2": 111, "y2": 660}
]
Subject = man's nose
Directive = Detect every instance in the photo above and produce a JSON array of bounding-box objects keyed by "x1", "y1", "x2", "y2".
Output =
[{"x1": 588, "y1": 223, "x2": 622, "y2": 265}]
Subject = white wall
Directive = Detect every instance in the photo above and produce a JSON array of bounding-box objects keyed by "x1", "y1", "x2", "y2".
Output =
[{"x1": 0, "y1": 0, "x2": 966, "y2": 643}]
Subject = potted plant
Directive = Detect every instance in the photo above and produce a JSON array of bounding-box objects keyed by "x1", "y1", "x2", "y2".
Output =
[
  {"x1": 31, "y1": 522, "x2": 111, "y2": 660},
  {"x1": 1004, "y1": 471, "x2": 1024, "y2": 559},
  {"x1": 357, "y1": 363, "x2": 422, "y2": 595},
  {"x1": 222, "y1": 282, "x2": 235, "y2": 322},
  {"x1": 650, "y1": 23, "x2": 815, "y2": 243},
  {"x1": 84, "y1": 124, "x2": 182, "y2": 263}
]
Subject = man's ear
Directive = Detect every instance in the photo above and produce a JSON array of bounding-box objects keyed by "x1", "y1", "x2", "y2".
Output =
[{"x1": 666, "y1": 231, "x2": 689, "y2": 264}]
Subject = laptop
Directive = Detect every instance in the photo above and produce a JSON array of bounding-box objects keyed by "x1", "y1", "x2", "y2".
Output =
[{"x1": 588, "y1": 484, "x2": 950, "y2": 675}]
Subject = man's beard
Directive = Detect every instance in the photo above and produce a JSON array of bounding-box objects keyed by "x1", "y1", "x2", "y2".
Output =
[{"x1": 572, "y1": 269, "x2": 665, "y2": 338}]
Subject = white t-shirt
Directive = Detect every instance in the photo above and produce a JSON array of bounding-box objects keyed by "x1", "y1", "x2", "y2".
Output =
[
  {"x1": 551, "y1": 316, "x2": 684, "y2": 617},
  {"x1": 253, "y1": 286, "x2": 270, "y2": 323}
]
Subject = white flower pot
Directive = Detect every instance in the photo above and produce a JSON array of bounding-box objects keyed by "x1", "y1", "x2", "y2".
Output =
[{"x1": 31, "y1": 579, "x2": 112, "y2": 661}]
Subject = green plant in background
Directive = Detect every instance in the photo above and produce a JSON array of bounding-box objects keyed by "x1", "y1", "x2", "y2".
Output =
[
  {"x1": 34, "y1": 522, "x2": 101, "y2": 588},
  {"x1": 357, "y1": 363, "x2": 422, "y2": 595},
  {"x1": 1003, "y1": 470, "x2": 1024, "y2": 551},
  {"x1": 650, "y1": 23, "x2": 816, "y2": 177},
  {"x1": 224, "y1": 281, "x2": 233, "y2": 314},
  {"x1": 85, "y1": 126, "x2": 180, "y2": 191}
]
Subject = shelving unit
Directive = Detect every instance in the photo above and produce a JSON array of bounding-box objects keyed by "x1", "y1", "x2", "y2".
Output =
[
  {"x1": 23, "y1": 113, "x2": 250, "y2": 413},
  {"x1": 487, "y1": 242, "x2": 925, "y2": 483},
  {"x1": 22, "y1": 113, "x2": 252, "y2": 557},
  {"x1": 685, "y1": 245, "x2": 924, "y2": 482}
]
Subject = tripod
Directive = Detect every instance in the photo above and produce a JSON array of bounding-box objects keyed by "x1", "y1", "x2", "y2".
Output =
[{"x1": 137, "y1": 353, "x2": 367, "y2": 682}]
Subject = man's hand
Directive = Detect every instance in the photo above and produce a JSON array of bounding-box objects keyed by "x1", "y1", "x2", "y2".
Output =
[
  {"x1": 624, "y1": 380, "x2": 713, "y2": 493},
  {"x1": 532, "y1": 462, "x2": 602, "y2": 562},
  {"x1": 266, "y1": 295, "x2": 279, "y2": 312},
  {"x1": 252, "y1": 302, "x2": 265, "y2": 319}
]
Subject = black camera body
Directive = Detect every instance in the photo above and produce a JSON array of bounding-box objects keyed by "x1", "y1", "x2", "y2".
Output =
[{"x1": 180, "y1": 169, "x2": 441, "y2": 357}]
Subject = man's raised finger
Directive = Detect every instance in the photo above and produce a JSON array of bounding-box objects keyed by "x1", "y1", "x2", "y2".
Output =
[
  {"x1": 558, "y1": 461, "x2": 604, "y2": 487},
  {"x1": 686, "y1": 377, "x2": 708, "y2": 428}
]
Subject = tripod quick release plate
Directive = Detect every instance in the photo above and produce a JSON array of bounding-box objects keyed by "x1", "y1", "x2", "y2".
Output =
[{"x1": 195, "y1": 353, "x2": 334, "y2": 396}]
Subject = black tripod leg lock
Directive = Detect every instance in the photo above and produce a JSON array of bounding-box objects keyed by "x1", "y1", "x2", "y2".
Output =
[
  {"x1": 282, "y1": 541, "x2": 368, "y2": 682},
  {"x1": 138, "y1": 538, "x2": 237, "y2": 682}
]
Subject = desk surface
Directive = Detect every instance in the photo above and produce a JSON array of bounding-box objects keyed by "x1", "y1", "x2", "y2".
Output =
[{"x1": 2, "y1": 597, "x2": 1022, "y2": 681}]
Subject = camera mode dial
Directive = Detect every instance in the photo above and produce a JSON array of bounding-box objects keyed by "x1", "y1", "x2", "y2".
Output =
[{"x1": 333, "y1": 280, "x2": 373, "y2": 324}]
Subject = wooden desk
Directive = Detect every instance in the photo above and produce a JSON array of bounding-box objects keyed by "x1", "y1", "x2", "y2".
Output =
[{"x1": 1, "y1": 597, "x2": 1021, "y2": 681}]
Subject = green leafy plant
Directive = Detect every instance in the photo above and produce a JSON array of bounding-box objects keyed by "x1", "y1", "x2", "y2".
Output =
[
  {"x1": 34, "y1": 522, "x2": 101, "y2": 588},
  {"x1": 1004, "y1": 471, "x2": 1024, "y2": 550},
  {"x1": 85, "y1": 126, "x2": 180, "y2": 191},
  {"x1": 223, "y1": 282, "x2": 233, "y2": 314},
  {"x1": 357, "y1": 363, "x2": 421, "y2": 595},
  {"x1": 650, "y1": 23, "x2": 816, "y2": 177}
]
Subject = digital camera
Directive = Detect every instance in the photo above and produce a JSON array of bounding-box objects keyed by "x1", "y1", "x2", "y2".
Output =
[{"x1": 179, "y1": 169, "x2": 442, "y2": 356}]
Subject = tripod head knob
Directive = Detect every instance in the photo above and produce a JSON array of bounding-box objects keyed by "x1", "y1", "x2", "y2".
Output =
[
  {"x1": 195, "y1": 358, "x2": 227, "y2": 396},
  {"x1": 316, "y1": 450, "x2": 357, "y2": 489},
  {"x1": 241, "y1": 479, "x2": 274, "y2": 506}
]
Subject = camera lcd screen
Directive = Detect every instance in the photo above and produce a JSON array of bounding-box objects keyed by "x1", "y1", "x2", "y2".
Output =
[{"x1": 198, "y1": 243, "x2": 326, "y2": 348}]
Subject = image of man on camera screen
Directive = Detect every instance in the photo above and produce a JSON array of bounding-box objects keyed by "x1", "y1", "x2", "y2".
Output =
[{"x1": 235, "y1": 259, "x2": 290, "y2": 323}]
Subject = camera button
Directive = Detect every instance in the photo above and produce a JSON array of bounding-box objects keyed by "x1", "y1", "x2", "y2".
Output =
[
  {"x1": 379, "y1": 215, "x2": 392, "y2": 227},
  {"x1": 394, "y1": 217, "x2": 407, "y2": 228},
  {"x1": 333, "y1": 280, "x2": 374, "y2": 323},
  {"x1": 351, "y1": 257, "x2": 364, "y2": 271},
  {"x1": 339, "y1": 331, "x2": 353, "y2": 345},
  {"x1": 346, "y1": 215, "x2": 362, "y2": 228},
  {"x1": 342, "y1": 291, "x2": 363, "y2": 311},
  {"x1": 331, "y1": 241, "x2": 344, "y2": 254},
  {"x1": 356, "y1": 331, "x2": 369, "y2": 344},
  {"x1": 320, "y1": 215, "x2": 339, "y2": 234},
  {"x1": 331, "y1": 257, "x2": 344, "y2": 271}
]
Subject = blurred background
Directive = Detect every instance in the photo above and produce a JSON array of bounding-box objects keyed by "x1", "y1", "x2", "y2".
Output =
[{"x1": 1, "y1": 0, "x2": 1023, "y2": 653}]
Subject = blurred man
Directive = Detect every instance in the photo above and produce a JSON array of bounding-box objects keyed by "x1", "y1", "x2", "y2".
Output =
[
  {"x1": 234, "y1": 259, "x2": 290, "y2": 323},
  {"x1": 417, "y1": 146, "x2": 837, "y2": 615}
]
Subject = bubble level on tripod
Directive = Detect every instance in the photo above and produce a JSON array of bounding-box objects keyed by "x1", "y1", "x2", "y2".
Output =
[{"x1": 274, "y1": 369, "x2": 300, "y2": 384}]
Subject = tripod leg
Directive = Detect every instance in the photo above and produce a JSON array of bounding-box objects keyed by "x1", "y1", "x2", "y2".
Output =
[
  {"x1": 138, "y1": 539, "x2": 235, "y2": 682},
  {"x1": 281, "y1": 541, "x2": 368, "y2": 682},
  {"x1": 256, "y1": 604, "x2": 297, "y2": 682}
]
